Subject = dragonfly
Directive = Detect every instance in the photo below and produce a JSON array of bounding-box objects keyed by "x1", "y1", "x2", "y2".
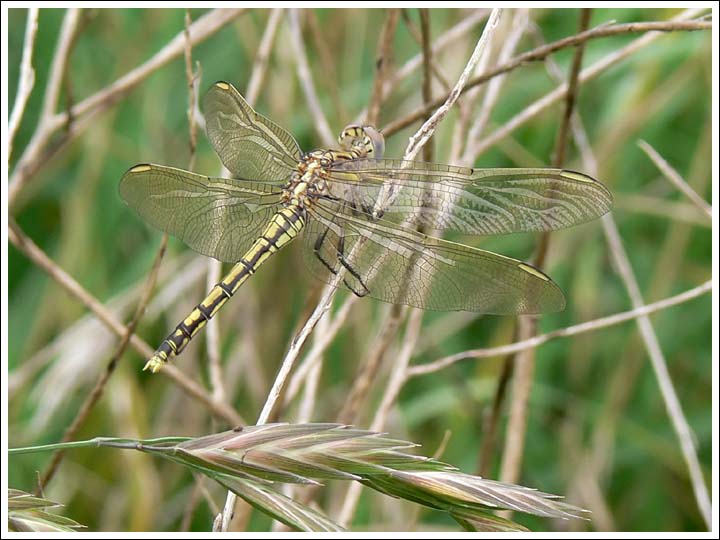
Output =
[{"x1": 121, "y1": 81, "x2": 612, "y2": 373}]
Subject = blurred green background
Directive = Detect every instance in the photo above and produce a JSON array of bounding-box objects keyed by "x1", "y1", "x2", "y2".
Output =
[{"x1": 7, "y1": 7, "x2": 712, "y2": 532}]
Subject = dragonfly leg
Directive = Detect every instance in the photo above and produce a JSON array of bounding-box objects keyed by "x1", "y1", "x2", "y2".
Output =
[
  {"x1": 313, "y1": 225, "x2": 342, "y2": 275},
  {"x1": 312, "y1": 225, "x2": 370, "y2": 297},
  {"x1": 334, "y1": 235, "x2": 370, "y2": 297}
]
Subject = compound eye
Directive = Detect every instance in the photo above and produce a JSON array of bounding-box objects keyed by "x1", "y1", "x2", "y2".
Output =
[
  {"x1": 363, "y1": 126, "x2": 385, "y2": 159},
  {"x1": 338, "y1": 124, "x2": 362, "y2": 150},
  {"x1": 320, "y1": 157, "x2": 331, "y2": 167}
]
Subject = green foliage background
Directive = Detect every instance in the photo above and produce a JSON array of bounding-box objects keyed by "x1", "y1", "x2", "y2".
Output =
[{"x1": 7, "y1": 7, "x2": 712, "y2": 532}]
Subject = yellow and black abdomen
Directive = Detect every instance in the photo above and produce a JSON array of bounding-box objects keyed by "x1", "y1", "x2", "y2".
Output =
[{"x1": 145, "y1": 204, "x2": 306, "y2": 372}]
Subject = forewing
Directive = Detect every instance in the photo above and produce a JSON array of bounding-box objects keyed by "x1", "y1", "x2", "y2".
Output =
[
  {"x1": 120, "y1": 163, "x2": 282, "y2": 262},
  {"x1": 328, "y1": 159, "x2": 612, "y2": 235},
  {"x1": 304, "y1": 201, "x2": 565, "y2": 314},
  {"x1": 203, "y1": 81, "x2": 302, "y2": 182}
]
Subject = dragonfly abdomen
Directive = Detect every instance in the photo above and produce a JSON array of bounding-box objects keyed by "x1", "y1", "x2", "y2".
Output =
[{"x1": 143, "y1": 205, "x2": 306, "y2": 372}]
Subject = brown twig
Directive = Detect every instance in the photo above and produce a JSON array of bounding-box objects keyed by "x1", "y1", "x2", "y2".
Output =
[
  {"x1": 407, "y1": 280, "x2": 712, "y2": 377},
  {"x1": 419, "y1": 8, "x2": 434, "y2": 163},
  {"x1": 495, "y1": 9, "x2": 591, "y2": 492},
  {"x1": 384, "y1": 9, "x2": 488, "y2": 98},
  {"x1": 400, "y1": 9, "x2": 452, "y2": 93},
  {"x1": 553, "y1": 10, "x2": 592, "y2": 168},
  {"x1": 637, "y1": 140, "x2": 712, "y2": 219},
  {"x1": 601, "y1": 214, "x2": 712, "y2": 528},
  {"x1": 37, "y1": 235, "x2": 168, "y2": 490},
  {"x1": 306, "y1": 10, "x2": 348, "y2": 125},
  {"x1": 283, "y1": 294, "x2": 359, "y2": 405},
  {"x1": 8, "y1": 7, "x2": 39, "y2": 159},
  {"x1": 338, "y1": 11, "x2": 503, "y2": 525},
  {"x1": 184, "y1": 10, "x2": 199, "y2": 167},
  {"x1": 338, "y1": 309, "x2": 426, "y2": 526},
  {"x1": 459, "y1": 9, "x2": 529, "y2": 165},
  {"x1": 42, "y1": 9, "x2": 82, "y2": 127},
  {"x1": 245, "y1": 8, "x2": 284, "y2": 107},
  {"x1": 287, "y1": 9, "x2": 335, "y2": 147},
  {"x1": 404, "y1": 9, "x2": 502, "y2": 161},
  {"x1": 477, "y1": 356, "x2": 514, "y2": 476},
  {"x1": 8, "y1": 219, "x2": 243, "y2": 425},
  {"x1": 366, "y1": 9, "x2": 401, "y2": 127},
  {"x1": 613, "y1": 193, "x2": 712, "y2": 227},
  {"x1": 381, "y1": 18, "x2": 712, "y2": 137},
  {"x1": 336, "y1": 305, "x2": 406, "y2": 425}
]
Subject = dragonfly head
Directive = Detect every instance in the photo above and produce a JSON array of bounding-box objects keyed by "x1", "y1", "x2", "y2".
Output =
[{"x1": 338, "y1": 124, "x2": 385, "y2": 159}]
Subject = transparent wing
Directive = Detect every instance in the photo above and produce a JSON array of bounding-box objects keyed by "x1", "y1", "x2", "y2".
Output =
[
  {"x1": 303, "y1": 200, "x2": 565, "y2": 314},
  {"x1": 120, "y1": 163, "x2": 283, "y2": 263},
  {"x1": 327, "y1": 159, "x2": 612, "y2": 235},
  {"x1": 203, "y1": 81, "x2": 302, "y2": 182}
]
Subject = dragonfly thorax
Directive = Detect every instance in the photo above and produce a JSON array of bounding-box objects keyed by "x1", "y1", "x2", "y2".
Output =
[{"x1": 283, "y1": 152, "x2": 335, "y2": 208}]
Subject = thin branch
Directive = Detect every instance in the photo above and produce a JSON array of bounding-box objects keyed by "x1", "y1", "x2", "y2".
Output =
[
  {"x1": 553, "y1": 9, "x2": 592, "y2": 168},
  {"x1": 353, "y1": 8, "x2": 489, "y2": 125},
  {"x1": 386, "y1": 9, "x2": 490, "y2": 97},
  {"x1": 245, "y1": 8, "x2": 284, "y2": 106},
  {"x1": 338, "y1": 13, "x2": 503, "y2": 525},
  {"x1": 366, "y1": 9, "x2": 401, "y2": 126},
  {"x1": 38, "y1": 235, "x2": 168, "y2": 490},
  {"x1": 408, "y1": 280, "x2": 712, "y2": 377},
  {"x1": 477, "y1": 355, "x2": 513, "y2": 476},
  {"x1": 9, "y1": 8, "x2": 245, "y2": 207},
  {"x1": 400, "y1": 9, "x2": 452, "y2": 95},
  {"x1": 419, "y1": 8, "x2": 434, "y2": 163},
  {"x1": 41, "y1": 9, "x2": 81, "y2": 123},
  {"x1": 296, "y1": 313, "x2": 330, "y2": 424},
  {"x1": 500, "y1": 10, "x2": 590, "y2": 492},
  {"x1": 287, "y1": 9, "x2": 335, "y2": 148},
  {"x1": 468, "y1": 10, "x2": 707, "y2": 161},
  {"x1": 404, "y1": 8, "x2": 502, "y2": 161},
  {"x1": 613, "y1": 193, "x2": 712, "y2": 227},
  {"x1": 306, "y1": 10, "x2": 348, "y2": 125},
  {"x1": 338, "y1": 309, "x2": 425, "y2": 526},
  {"x1": 601, "y1": 214, "x2": 711, "y2": 528},
  {"x1": 569, "y1": 79, "x2": 712, "y2": 528},
  {"x1": 183, "y1": 10, "x2": 199, "y2": 167},
  {"x1": 283, "y1": 294, "x2": 358, "y2": 406},
  {"x1": 205, "y1": 260, "x2": 225, "y2": 404},
  {"x1": 8, "y1": 7, "x2": 39, "y2": 159},
  {"x1": 382, "y1": 18, "x2": 711, "y2": 138},
  {"x1": 460, "y1": 9, "x2": 529, "y2": 165},
  {"x1": 336, "y1": 305, "x2": 405, "y2": 425},
  {"x1": 370, "y1": 310, "x2": 424, "y2": 434},
  {"x1": 8, "y1": 219, "x2": 243, "y2": 426},
  {"x1": 637, "y1": 140, "x2": 712, "y2": 220}
]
